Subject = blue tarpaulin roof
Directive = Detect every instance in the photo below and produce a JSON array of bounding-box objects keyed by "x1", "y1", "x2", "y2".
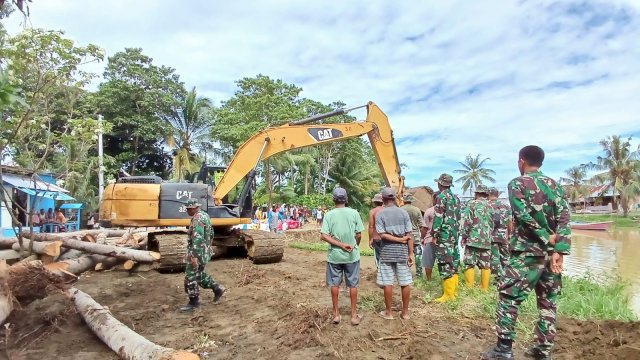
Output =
[
  {"x1": 17, "y1": 187, "x2": 76, "y2": 201},
  {"x1": 60, "y1": 203, "x2": 83, "y2": 209}
]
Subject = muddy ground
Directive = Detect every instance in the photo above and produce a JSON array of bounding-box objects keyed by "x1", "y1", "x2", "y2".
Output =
[{"x1": 1, "y1": 244, "x2": 639, "y2": 360}]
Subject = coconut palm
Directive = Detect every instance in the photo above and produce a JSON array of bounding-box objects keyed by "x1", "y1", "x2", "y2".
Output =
[
  {"x1": 329, "y1": 151, "x2": 381, "y2": 210},
  {"x1": 587, "y1": 135, "x2": 639, "y2": 216},
  {"x1": 454, "y1": 154, "x2": 496, "y2": 195},
  {"x1": 166, "y1": 87, "x2": 213, "y2": 181},
  {"x1": 560, "y1": 165, "x2": 591, "y2": 207}
]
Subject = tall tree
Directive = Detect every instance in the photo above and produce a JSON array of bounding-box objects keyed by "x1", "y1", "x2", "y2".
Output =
[
  {"x1": 454, "y1": 154, "x2": 496, "y2": 195},
  {"x1": 560, "y1": 166, "x2": 590, "y2": 206},
  {"x1": 167, "y1": 86, "x2": 212, "y2": 181},
  {"x1": 96, "y1": 48, "x2": 185, "y2": 176},
  {"x1": 588, "y1": 135, "x2": 639, "y2": 216}
]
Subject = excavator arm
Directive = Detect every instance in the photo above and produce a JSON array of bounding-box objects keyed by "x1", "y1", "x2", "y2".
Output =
[{"x1": 213, "y1": 101, "x2": 404, "y2": 205}]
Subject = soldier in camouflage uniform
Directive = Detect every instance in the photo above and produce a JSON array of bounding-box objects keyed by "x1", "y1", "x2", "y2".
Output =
[
  {"x1": 461, "y1": 184, "x2": 494, "y2": 291},
  {"x1": 401, "y1": 194, "x2": 426, "y2": 277},
  {"x1": 482, "y1": 146, "x2": 571, "y2": 360},
  {"x1": 180, "y1": 200, "x2": 226, "y2": 312},
  {"x1": 489, "y1": 187, "x2": 512, "y2": 284},
  {"x1": 431, "y1": 173, "x2": 462, "y2": 302}
]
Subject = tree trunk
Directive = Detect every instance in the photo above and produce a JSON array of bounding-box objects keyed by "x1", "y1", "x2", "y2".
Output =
[
  {"x1": 0, "y1": 238, "x2": 17, "y2": 249},
  {"x1": 68, "y1": 288, "x2": 199, "y2": 360},
  {"x1": 46, "y1": 254, "x2": 122, "y2": 276},
  {"x1": 57, "y1": 238, "x2": 160, "y2": 262},
  {"x1": 266, "y1": 160, "x2": 272, "y2": 207},
  {"x1": 12, "y1": 240, "x2": 62, "y2": 257},
  {"x1": 58, "y1": 249, "x2": 85, "y2": 261},
  {"x1": 0, "y1": 260, "x2": 12, "y2": 325},
  {"x1": 304, "y1": 166, "x2": 309, "y2": 195},
  {"x1": 21, "y1": 229, "x2": 130, "y2": 242},
  {"x1": 94, "y1": 257, "x2": 124, "y2": 272}
]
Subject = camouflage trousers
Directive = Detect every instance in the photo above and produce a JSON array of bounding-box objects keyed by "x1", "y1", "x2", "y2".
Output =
[
  {"x1": 453, "y1": 241, "x2": 461, "y2": 271},
  {"x1": 184, "y1": 263, "x2": 220, "y2": 298},
  {"x1": 412, "y1": 232, "x2": 422, "y2": 276},
  {"x1": 496, "y1": 253, "x2": 561, "y2": 356},
  {"x1": 490, "y1": 242, "x2": 510, "y2": 281},
  {"x1": 463, "y1": 245, "x2": 491, "y2": 270},
  {"x1": 435, "y1": 242, "x2": 456, "y2": 280}
]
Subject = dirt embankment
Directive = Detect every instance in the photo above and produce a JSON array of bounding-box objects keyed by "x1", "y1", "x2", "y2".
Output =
[{"x1": 1, "y1": 246, "x2": 639, "y2": 359}]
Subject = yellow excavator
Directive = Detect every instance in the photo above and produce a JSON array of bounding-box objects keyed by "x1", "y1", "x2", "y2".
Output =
[{"x1": 99, "y1": 101, "x2": 404, "y2": 270}]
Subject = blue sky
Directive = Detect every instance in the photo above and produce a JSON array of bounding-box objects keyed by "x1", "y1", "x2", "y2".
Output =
[{"x1": 6, "y1": 0, "x2": 640, "y2": 195}]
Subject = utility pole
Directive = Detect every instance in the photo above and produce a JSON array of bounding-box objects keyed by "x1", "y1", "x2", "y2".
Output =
[{"x1": 98, "y1": 114, "x2": 104, "y2": 201}]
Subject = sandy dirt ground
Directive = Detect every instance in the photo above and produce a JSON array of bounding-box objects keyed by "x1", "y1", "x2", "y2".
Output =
[{"x1": 1, "y1": 245, "x2": 639, "y2": 360}]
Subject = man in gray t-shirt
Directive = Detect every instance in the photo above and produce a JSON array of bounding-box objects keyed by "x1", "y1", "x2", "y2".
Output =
[{"x1": 375, "y1": 187, "x2": 414, "y2": 320}]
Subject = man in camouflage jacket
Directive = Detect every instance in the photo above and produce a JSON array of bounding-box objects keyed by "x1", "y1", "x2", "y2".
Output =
[
  {"x1": 431, "y1": 173, "x2": 462, "y2": 302},
  {"x1": 461, "y1": 184, "x2": 494, "y2": 290},
  {"x1": 180, "y1": 200, "x2": 225, "y2": 312},
  {"x1": 489, "y1": 187, "x2": 512, "y2": 284},
  {"x1": 482, "y1": 146, "x2": 571, "y2": 360}
]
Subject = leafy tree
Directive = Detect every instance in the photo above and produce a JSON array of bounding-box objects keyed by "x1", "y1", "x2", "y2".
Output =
[
  {"x1": 560, "y1": 166, "x2": 590, "y2": 207},
  {"x1": 96, "y1": 48, "x2": 185, "y2": 176},
  {"x1": 167, "y1": 86, "x2": 213, "y2": 181},
  {"x1": 454, "y1": 154, "x2": 496, "y2": 195},
  {"x1": 588, "y1": 135, "x2": 639, "y2": 216}
]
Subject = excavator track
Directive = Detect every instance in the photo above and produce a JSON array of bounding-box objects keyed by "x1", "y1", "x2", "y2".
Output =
[
  {"x1": 240, "y1": 229, "x2": 285, "y2": 264},
  {"x1": 148, "y1": 230, "x2": 188, "y2": 272}
]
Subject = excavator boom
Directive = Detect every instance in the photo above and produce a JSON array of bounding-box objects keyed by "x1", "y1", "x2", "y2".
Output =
[{"x1": 213, "y1": 101, "x2": 404, "y2": 204}]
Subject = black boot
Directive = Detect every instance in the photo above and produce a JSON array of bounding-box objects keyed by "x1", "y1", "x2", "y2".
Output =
[
  {"x1": 481, "y1": 339, "x2": 514, "y2": 360},
  {"x1": 213, "y1": 285, "x2": 226, "y2": 303},
  {"x1": 179, "y1": 296, "x2": 199, "y2": 312},
  {"x1": 525, "y1": 346, "x2": 552, "y2": 360}
]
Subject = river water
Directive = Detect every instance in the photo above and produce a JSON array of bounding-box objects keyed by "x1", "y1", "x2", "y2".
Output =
[{"x1": 565, "y1": 229, "x2": 640, "y2": 316}]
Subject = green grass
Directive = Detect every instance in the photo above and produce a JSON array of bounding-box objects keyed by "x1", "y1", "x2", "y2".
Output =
[
  {"x1": 288, "y1": 241, "x2": 374, "y2": 256},
  {"x1": 572, "y1": 213, "x2": 640, "y2": 229}
]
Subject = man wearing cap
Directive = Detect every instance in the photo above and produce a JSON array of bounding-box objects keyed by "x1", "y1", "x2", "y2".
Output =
[
  {"x1": 401, "y1": 194, "x2": 426, "y2": 277},
  {"x1": 431, "y1": 173, "x2": 462, "y2": 302},
  {"x1": 368, "y1": 193, "x2": 384, "y2": 268},
  {"x1": 461, "y1": 185, "x2": 494, "y2": 290},
  {"x1": 482, "y1": 145, "x2": 571, "y2": 360},
  {"x1": 321, "y1": 187, "x2": 364, "y2": 326},
  {"x1": 375, "y1": 187, "x2": 413, "y2": 320},
  {"x1": 489, "y1": 187, "x2": 512, "y2": 284},
  {"x1": 180, "y1": 199, "x2": 225, "y2": 312}
]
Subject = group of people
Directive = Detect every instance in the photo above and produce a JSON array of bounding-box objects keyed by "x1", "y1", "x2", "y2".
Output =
[
  {"x1": 255, "y1": 204, "x2": 314, "y2": 232},
  {"x1": 320, "y1": 145, "x2": 571, "y2": 360},
  {"x1": 27, "y1": 207, "x2": 67, "y2": 231}
]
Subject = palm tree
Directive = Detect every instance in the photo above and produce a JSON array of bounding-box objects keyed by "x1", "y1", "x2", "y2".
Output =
[
  {"x1": 454, "y1": 154, "x2": 496, "y2": 195},
  {"x1": 587, "y1": 135, "x2": 639, "y2": 216},
  {"x1": 166, "y1": 87, "x2": 213, "y2": 181},
  {"x1": 329, "y1": 152, "x2": 381, "y2": 210},
  {"x1": 560, "y1": 166, "x2": 590, "y2": 208}
]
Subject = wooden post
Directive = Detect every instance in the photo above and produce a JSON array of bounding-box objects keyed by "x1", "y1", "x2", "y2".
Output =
[
  {"x1": 68, "y1": 288, "x2": 199, "y2": 360},
  {"x1": 12, "y1": 240, "x2": 62, "y2": 258}
]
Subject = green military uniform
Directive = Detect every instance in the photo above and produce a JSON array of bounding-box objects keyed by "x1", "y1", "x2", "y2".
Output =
[
  {"x1": 462, "y1": 189, "x2": 494, "y2": 271},
  {"x1": 494, "y1": 171, "x2": 571, "y2": 357},
  {"x1": 431, "y1": 174, "x2": 462, "y2": 303},
  {"x1": 401, "y1": 195, "x2": 425, "y2": 277},
  {"x1": 489, "y1": 188, "x2": 512, "y2": 283},
  {"x1": 181, "y1": 200, "x2": 224, "y2": 312}
]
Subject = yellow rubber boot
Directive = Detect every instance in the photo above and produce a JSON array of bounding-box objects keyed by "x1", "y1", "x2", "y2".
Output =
[
  {"x1": 480, "y1": 269, "x2": 491, "y2": 291},
  {"x1": 451, "y1": 274, "x2": 459, "y2": 296},
  {"x1": 434, "y1": 276, "x2": 456, "y2": 303},
  {"x1": 464, "y1": 268, "x2": 475, "y2": 287}
]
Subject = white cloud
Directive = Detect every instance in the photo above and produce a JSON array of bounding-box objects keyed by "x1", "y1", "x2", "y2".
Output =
[{"x1": 6, "y1": 0, "x2": 640, "y2": 193}]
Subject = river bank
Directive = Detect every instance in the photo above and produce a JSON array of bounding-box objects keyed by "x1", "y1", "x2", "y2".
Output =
[{"x1": 572, "y1": 213, "x2": 640, "y2": 229}]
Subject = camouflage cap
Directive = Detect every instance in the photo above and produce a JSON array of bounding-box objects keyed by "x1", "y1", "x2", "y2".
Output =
[
  {"x1": 185, "y1": 199, "x2": 202, "y2": 208},
  {"x1": 434, "y1": 173, "x2": 454, "y2": 187},
  {"x1": 488, "y1": 187, "x2": 500, "y2": 196},
  {"x1": 475, "y1": 184, "x2": 490, "y2": 194},
  {"x1": 372, "y1": 193, "x2": 383, "y2": 203},
  {"x1": 403, "y1": 194, "x2": 414, "y2": 203}
]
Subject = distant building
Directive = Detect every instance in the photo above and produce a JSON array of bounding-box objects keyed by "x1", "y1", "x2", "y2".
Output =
[{"x1": 0, "y1": 165, "x2": 75, "y2": 237}]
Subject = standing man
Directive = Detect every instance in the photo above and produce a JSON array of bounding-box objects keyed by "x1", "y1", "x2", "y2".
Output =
[
  {"x1": 461, "y1": 185, "x2": 494, "y2": 291},
  {"x1": 368, "y1": 193, "x2": 384, "y2": 268},
  {"x1": 481, "y1": 146, "x2": 571, "y2": 360},
  {"x1": 375, "y1": 187, "x2": 413, "y2": 320},
  {"x1": 401, "y1": 194, "x2": 426, "y2": 277},
  {"x1": 268, "y1": 205, "x2": 279, "y2": 233},
  {"x1": 489, "y1": 187, "x2": 512, "y2": 284},
  {"x1": 420, "y1": 191, "x2": 439, "y2": 280},
  {"x1": 180, "y1": 200, "x2": 225, "y2": 312},
  {"x1": 320, "y1": 188, "x2": 364, "y2": 326},
  {"x1": 431, "y1": 173, "x2": 462, "y2": 303}
]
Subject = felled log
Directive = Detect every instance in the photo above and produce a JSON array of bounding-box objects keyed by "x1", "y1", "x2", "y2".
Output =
[
  {"x1": 8, "y1": 260, "x2": 66, "y2": 304},
  {"x1": 122, "y1": 260, "x2": 136, "y2": 270},
  {"x1": 0, "y1": 238, "x2": 17, "y2": 249},
  {"x1": 46, "y1": 254, "x2": 121, "y2": 276},
  {"x1": 68, "y1": 288, "x2": 199, "y2": 360},
  {"x1": 12, "y1": 240, "x2": 62, "y2": 257},
  {"x1": 58, "y1": 238, "x2": 160, "y2": 263},
  {"x1": 17, "y1": 254, "x2": 39, "y2": 263},
  {"x1": 94, "y1": 257, "x2": 123, "y2": 272},
  {"x1": 0, "y1": 250, "x2": 21, "y2": 261},
  {"x1": 58, "y1": 249, "x2": 85, "y2": 261},
  {"x1": 21, "y1": 229, "x2": 131, "y2": 242},
  {"x1": 0, "y1": 261, "x2": 13, "y2": 325}
]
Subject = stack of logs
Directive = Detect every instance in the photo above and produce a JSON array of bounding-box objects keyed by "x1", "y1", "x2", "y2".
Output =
[{"x1": 0, "y1": 230, "x2": 199, "y2": 360}]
